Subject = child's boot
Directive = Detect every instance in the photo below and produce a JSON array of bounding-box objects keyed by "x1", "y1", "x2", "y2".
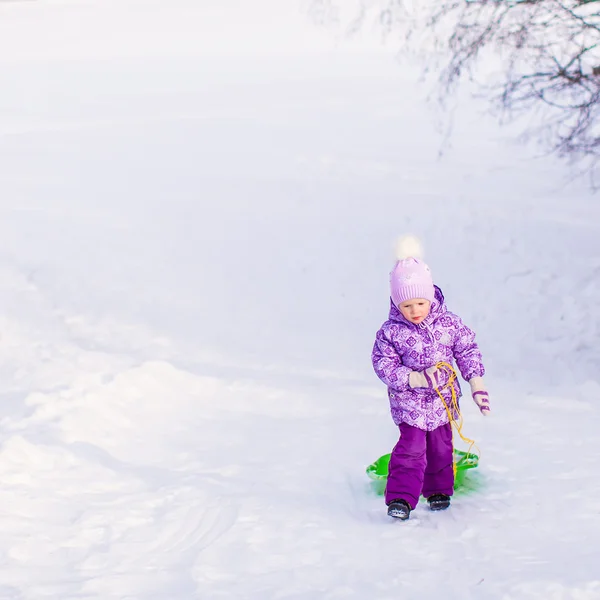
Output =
[
  {"x1": 427, "y1": 494, "x2": 451, "y2": 511},
  {"x1": 387, "y1": 499, "x2": 411, "y2": 520}
]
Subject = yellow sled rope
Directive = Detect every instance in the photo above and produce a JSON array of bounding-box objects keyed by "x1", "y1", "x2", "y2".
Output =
[{"x1": 434, "y1": 361, "x2": 480, "y2": 476}]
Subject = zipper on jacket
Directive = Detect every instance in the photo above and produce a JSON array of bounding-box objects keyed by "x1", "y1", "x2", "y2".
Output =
[{"x1": 419, "y1": 322, "x2": 435, "y2": 345}]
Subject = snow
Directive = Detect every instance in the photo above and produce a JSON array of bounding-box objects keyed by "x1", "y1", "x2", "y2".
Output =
[{"x1": 0, "y1": 1, "x2": 599, "y2": 598}]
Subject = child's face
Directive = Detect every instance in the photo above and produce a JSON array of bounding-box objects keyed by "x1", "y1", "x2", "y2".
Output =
[{"x1": 398, "y1": 298, "x2": 431, "y2": 324}]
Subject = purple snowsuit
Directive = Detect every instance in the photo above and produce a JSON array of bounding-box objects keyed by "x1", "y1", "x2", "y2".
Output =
[{"x1": 371, "y1": 286, "x2": 485, "y2": 508}]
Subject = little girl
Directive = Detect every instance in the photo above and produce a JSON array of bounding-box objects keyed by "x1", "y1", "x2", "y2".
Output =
[{"x1": 371, "y1": 238, "x2": 490, "y2": 520}]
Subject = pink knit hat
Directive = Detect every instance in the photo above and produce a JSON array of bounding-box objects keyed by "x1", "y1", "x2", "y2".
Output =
[{"x1": 389, "y1": 237, "x2": 435, "y2": 306}]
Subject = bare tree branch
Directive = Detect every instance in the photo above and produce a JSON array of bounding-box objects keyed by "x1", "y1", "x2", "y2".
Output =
[{"x1": 308, "y1": 0, "x2": 600, "y2": 181}]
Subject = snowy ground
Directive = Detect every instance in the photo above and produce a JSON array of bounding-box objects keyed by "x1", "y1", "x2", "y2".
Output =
[{"x1": 0, "y1": 1, "x2": 599, "y2": 599}]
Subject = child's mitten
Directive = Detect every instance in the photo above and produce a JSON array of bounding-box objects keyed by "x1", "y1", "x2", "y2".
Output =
[
  {"x1": 469, "y1": 377, "x2": 490, "y2": 415},
  {"x1": 409, "y1": 366, "x2": 451, "y2": 390}
]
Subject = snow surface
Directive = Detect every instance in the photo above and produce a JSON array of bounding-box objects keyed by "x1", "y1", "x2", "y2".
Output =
[{"x1": 0, "y1": 1, "x2": 599, "y2": 599}]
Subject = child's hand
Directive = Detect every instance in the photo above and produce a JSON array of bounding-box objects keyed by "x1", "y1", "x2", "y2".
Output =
[
  {"x1": 469, "y1": 377, "x2": 490, "y2": 416},
  {"x1": 409, "y1": 366, "x2": 451, "y2": 390}
]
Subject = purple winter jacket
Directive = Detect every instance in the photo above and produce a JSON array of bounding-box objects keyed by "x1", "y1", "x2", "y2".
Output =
[{"x1": 371, "y1": 286, "x2": 485, "y2": 431}]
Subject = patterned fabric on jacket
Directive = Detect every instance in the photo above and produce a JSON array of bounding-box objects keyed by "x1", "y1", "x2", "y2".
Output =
[{"x1": 372, "y1": 286, "x2": 485, "y2": 431}]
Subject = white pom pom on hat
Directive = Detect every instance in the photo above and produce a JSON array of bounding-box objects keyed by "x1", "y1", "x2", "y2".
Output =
[
  {"x1": 394, "y1": 234, "x2": 424, "y2": 261},
  {"x1": 390, "y1": 235, "x2": 435, "y2": 306}
]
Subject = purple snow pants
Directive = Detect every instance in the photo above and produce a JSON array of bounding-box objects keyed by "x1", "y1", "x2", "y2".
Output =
[{"x1": 384, "y1": 422, "x2": 454, "y2": 509}]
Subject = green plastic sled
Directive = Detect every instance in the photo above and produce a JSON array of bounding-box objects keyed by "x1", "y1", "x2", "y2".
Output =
[{"x1": 366, "y1": 449, "x2": 479, "y2": 496}]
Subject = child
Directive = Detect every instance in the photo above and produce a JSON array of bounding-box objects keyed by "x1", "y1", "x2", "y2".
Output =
[{"x1": 371, "y1": 238, "x2": 490, "y2": 520}]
